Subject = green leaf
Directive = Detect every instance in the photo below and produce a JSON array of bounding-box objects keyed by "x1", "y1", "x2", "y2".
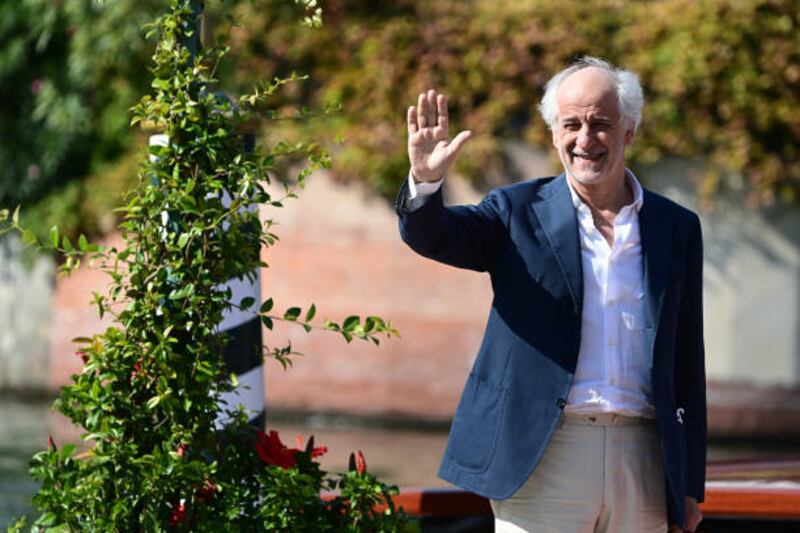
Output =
[
  {"x1": 284, "y1": 307, "x2": 301, "y2": 321},
  {"x1": 260, "y1": 298, "x2": 274, "y2": 313},
  {"x1": 305, "y1": 303, "x2": 316, "y2": 322},
  {"x1": 21, "y1": 229, "x2": 37, "y2": 245},
  {"x1": 12, "y1": 205, "x2": 19, "y2": 225},
  {"x1": 240, "y1": 296, "x2": 255, "y2": 309},
  {"x1": 62, "y1": 235, "x2": 73, "y2": 252},
  {"x1": 177, "y1": 232, "x2": 190, "y2": 248},
  {"x1": 343, "y1": 315, "x2": 360, "y2": 332},
  {"x1": 261, "y1": 316, "x2": 274, "y2": 330},
  {"x1": 146, "y1": 396, "x2": 161, "y2": 409},
  {"x1": 151, "y1": 77, "x2": 170, "y2": 91},
  {"x1": 169, "y1": 283, "x2": 194, "y2": 300},
  {"x1": 49, "y1": 226, "x2": 59, "y2": 248},
  {"x1": 59, "y1": 444, "x2": 76, "y2": 460},
  {"x1": 78, "y1": 234, "x2": 89, "y2": 252}
]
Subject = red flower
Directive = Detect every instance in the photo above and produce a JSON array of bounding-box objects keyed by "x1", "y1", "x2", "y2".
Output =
[
  {"x1": 311, "y1": 445, "x2": 328, "y2": 459},
  {"x1": 176, "y1": 441, "x2": 187, "y2": 458},
  {"x1": 197, "y1": 480, "x2": 216, "y2": 503},
  {"x1": 256, "y1": 430, "x2": 298, "y2": 469},
  {"x1": 170, "y1": 499, "x2": 188, "y2": 526},
  {"x1": 356, "y1": 450, "x2": 367, "y2": 474},
  {"x1": 47, "y1": 436, "x2": 56, "y2": 451},
  {"x1": 297, "y1": 434, "x2": 328, "y2": 459},
  {"x1": 75, "y1": 350, "x2": 88, "y2": 364},
  {"x1": 349, "y1": 450, "x2": 367, "y2": 474}
]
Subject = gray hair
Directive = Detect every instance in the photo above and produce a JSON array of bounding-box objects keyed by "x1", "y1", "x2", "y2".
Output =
[{"x1": 538, "y1": 56, "x2": 644, "y2": 132}]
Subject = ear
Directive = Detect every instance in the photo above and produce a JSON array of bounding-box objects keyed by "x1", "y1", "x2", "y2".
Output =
[
  {"x1": 551, "y1": 126, "x2": 559, "y2": 149},
  {"x1": 624, "y1": 123, "x2": 635, "y2": 146}
]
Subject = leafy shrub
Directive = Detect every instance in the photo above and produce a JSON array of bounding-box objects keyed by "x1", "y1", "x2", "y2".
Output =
[{"x1": 3, "y1": 1, "x2": 407, "y2": 530}]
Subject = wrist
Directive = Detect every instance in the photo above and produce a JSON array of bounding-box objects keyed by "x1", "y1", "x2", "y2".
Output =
[{"x1": 411, "y1": 170, "x2": 443, "y2": 184}]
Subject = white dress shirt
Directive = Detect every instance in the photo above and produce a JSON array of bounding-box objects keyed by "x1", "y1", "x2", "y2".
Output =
[
  {"x1": 564, "y1": 170, "x2": 655, "y2": 418},
  {"x1": 406, "y1": 170, "x2": 655, "y2": 418}
]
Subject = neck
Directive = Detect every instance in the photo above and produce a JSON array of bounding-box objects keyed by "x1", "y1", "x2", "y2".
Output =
[{"x1": 567, "y1": 171, "x2": 632, "y2": 213}]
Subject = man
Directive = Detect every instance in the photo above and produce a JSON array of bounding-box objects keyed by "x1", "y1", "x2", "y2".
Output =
[{"x1": 397, "y1": 57, "x2": 706, "y2": 532}]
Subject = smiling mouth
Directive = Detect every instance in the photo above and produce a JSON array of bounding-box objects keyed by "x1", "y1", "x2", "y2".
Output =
[{"x1": 572, "y1": 151, "x2": 605, "y2": 162}]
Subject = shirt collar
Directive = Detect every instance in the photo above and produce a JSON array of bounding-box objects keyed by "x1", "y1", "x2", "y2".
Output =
[{"x1": 565, "y1": 169, "x2": 644, "y2": 213}]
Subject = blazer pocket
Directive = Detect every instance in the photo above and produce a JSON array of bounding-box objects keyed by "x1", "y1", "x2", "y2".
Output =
[{"x1": 446, "y1": 374, "x2": 508, "y2": 473}]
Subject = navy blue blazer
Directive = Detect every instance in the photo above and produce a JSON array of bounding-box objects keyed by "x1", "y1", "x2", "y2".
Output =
[{"x1": 397, "y1": 174, "x2": 706, "y2": 527}]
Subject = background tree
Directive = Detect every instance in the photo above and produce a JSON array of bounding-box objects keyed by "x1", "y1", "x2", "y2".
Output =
[{"x1": 2, "y1": 0, "x2": 797, "y2": 245}]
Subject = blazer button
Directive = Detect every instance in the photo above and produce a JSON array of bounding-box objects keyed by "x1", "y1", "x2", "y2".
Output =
[{"x1": 556, "y1": 398, "x2": 566, "y2": 409}]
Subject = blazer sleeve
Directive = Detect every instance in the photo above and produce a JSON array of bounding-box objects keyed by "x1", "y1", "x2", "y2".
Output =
[
  {"x1": 675, "y1": 214, "x2": 707, "y2": 502},
  {"x1": 396, "y1": 180, "x2": 509, "y2": 273}
]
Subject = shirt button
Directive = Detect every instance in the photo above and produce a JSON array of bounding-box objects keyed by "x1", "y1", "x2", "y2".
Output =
[{"x1": 556, "y1": 398, "x2": 567, "y2": 409}]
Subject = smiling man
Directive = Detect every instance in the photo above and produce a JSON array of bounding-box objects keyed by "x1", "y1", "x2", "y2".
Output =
[{"x1": 397, "y1": 57, "x2": 707, "y2": 532}]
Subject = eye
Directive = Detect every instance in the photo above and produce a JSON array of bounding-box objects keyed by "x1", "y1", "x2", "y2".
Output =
[{"x1": 562, "y1": 122, "x2": 580, "y2": 131}]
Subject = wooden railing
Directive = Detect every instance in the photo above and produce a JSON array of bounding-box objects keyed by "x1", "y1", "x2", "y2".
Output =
[{"x1": 393, "y1": 459, "x2": 800, "y2": 521}]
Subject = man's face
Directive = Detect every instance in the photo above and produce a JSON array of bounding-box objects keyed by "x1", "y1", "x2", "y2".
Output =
[{"x1": 551, "y1": 67, "x2": 634, "y2": 187}]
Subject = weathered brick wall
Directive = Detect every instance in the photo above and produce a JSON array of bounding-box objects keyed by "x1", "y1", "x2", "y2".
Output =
[{"x1": 49, "y1": 234, "x2": 122, "y2": 389}]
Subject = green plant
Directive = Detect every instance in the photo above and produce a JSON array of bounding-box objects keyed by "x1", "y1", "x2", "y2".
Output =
[
  {"x1": 2, "y1": 1, "x2": 408, "y2": 530},
  {"x1": 0, "y1": 0, "x2": 163, "y2": 238}
]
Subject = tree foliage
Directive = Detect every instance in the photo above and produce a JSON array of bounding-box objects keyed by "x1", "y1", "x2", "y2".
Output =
[
  {"x1": 0, "y1": 0, "x2": 161, "y2": 230},
  {"x1": 230, "y1": 0, "x2": 799, "y2": 205}
]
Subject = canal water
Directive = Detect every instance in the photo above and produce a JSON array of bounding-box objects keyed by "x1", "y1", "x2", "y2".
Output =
[
  {"x1": 1, "y1": 398, "x2": 46, "y2": 529},
  {"x1": 2, "y1": 396, "x2": 797, "y2": 528}
]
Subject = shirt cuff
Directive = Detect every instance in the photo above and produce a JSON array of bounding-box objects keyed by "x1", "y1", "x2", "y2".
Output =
[
  {"x1": 404, "y1": 172, "x2": 444, "y2": 212},
  {"x1": 408, "y1": 171, "x2": 443, "y2": 199}
]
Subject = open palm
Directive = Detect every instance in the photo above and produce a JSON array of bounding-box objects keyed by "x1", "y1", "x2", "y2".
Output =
[{"x1": 407, "y1": 89, "x2": 472, "y2": 183}]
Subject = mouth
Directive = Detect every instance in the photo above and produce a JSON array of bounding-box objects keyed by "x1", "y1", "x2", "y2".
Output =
[{"x1": 571, "y1": 150, "x2": 605, "y2": 163}]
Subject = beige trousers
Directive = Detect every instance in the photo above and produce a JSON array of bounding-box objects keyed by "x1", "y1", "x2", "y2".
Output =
[{"x1": 491, "y1": 413, "x2": 668, "y2": 533}]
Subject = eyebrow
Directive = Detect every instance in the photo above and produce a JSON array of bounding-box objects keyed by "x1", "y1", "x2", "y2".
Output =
[{"x1": 560, "y1": 115, "x2": 614, "y2": 124}]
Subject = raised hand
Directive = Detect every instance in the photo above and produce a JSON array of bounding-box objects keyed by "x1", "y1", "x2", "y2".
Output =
[{"x1": 407, "y1": 89, "x2": 472, "y2": 183}]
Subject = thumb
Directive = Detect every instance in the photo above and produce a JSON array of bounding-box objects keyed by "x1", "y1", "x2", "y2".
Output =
[{"x1": 446, "y1": 130, "x2": 473, "y2": 160}]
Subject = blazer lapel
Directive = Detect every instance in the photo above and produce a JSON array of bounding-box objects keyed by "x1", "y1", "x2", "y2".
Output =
[
  {"x1": 530, "y1": 175, "x2": 583, "y2": 313},
  {"x1": 639, "y1": 190, "x2": 672, "y2": 335}
]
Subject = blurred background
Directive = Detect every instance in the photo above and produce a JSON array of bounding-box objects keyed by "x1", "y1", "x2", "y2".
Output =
[{"x1": 1, "y1": 0, "x2": 798, "y2": 526}]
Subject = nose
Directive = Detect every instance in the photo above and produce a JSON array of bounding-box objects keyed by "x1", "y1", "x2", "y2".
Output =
[{"x1": 576, "y1": 123, "x2": 593, "y2": 149}]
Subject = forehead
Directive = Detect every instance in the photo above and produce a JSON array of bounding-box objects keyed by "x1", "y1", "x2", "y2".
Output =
[{"x1": 556, "y1": 67, "x2": 620, "y2": 120}]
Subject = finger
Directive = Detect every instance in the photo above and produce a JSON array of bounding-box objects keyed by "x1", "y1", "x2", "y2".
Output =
[
  {"x1": 437, "y1": 94, "x2": 448, "y2": 131},
  {"x1": 417, "y1": 93, "x2": 428, "y2": 128},
  {"x1": 446, "y1": 130, "x2": 473, "y2": 160},
  {"x1": 407, "y1": 106, "x2": 418, "y2": 135},
  {"x1": 427, "y1": 89, "x2": 437, "y2": 132}
]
